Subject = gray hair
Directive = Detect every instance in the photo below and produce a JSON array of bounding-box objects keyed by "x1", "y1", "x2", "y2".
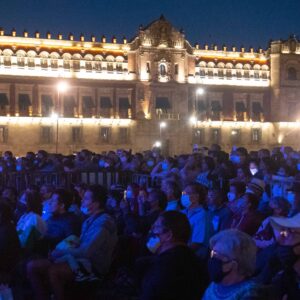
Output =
[{"x1": 210, "y1": 229, "x2": 257, "y2": 277}]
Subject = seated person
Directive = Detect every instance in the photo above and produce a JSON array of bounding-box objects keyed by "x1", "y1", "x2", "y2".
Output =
[
  {"x1": 43, "y1": 189, "x2": 81, "y2": 249},
  {"x1": 17, "y1": 191, "x2": 47, "y2": 250},
  {"x1": 181, "y1": 182, "x2": 210, "y2": 248},
  {"x1": 136, "y1": 211, "x2": 204, "y2": 300},
  {"x1": 27, "y1": 185, "x2": 118, "y2": 300},
  {"x1": 230, "y1": 192, "x2": 264, "y2": 236},
  {"x1": 0, "y1": 201, "x2": 21, "y2": 285},
  {"x1": 203, "y1": 229, "x2": 263, "y2": 299},
  {"x1": 268, "y1": 213, "x2": 300, "y2": 299}
]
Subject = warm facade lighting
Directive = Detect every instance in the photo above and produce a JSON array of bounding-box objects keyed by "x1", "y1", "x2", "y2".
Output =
[{"x1": 57, "y1": 82, "x2": 69, "y2": 93}]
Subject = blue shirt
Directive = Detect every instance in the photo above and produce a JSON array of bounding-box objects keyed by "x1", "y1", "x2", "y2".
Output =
[{"x1": 182, "y1": 205, "x2": 209, "y2": 245}]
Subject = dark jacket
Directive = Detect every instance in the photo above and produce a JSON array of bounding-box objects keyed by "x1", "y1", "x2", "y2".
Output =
[{"x1": 137, "y1": 245, "x2": 204, "y2": 300}]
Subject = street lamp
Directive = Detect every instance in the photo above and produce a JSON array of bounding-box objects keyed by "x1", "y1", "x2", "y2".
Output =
[
  {"x1": 159, "y1": 121, "x2": 167, "y2": 137},
  {"x1": 194, "y1": 87, "x2": 205, "y2": 114},
  {"x1": 154, "y1": 141, "x2": 162, "y2": 148}
]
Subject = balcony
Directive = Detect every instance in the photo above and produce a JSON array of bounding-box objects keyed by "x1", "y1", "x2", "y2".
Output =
[{"x1": 156, "y1": 112, "x2": 180, "y2": 120}]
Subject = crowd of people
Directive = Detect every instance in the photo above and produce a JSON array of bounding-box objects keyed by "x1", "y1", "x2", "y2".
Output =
[{"x1": 0, "y1": 144, "x2": 300, "y2": 299}]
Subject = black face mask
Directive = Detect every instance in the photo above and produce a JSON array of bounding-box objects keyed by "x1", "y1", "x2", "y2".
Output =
[
  {"x1": 208, "y1": 257, "x2": 232, "y2": 283},
  {"x1": 144, "y1": 201, "x2": 152, "y2": 212},
  {"x1": 277, "y1": 242, "x2": 300, "y2": 269}
]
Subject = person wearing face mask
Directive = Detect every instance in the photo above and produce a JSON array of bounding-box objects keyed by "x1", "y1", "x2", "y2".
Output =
[
  {"x1": 137, "y1": 211, "x2": 204, "y2": 300},
  {"x1": 203, "y1": 229, "x2": 262, "y2": 300},
  {"x1": 138, "y1": 189, "x2": 167, "y2": 234},
  {"x1": 43, "y1": 189, "x2": 81, "y2": 249},
  {"x1": 206, "y1": 188, "x2": 232, "y2": 236},
  {"x1": 161, "y1": 179, "x2": 182, "y2": 212},
  {"x1": 268, "y1": 213, "x2": 300, "y2": 299},
  {"x1": 286, "y1": 184, "x2": 300, "y2": 217},
  {"x1": 150, "y1": 157, "x2": 177, "y2": 179},
  {"x1": 27, "y1": 185, "x2": 118, "y2": 300},
  {"x1": 230, "y1": 192, "x2": 264, "y2": 236},
  {"x1": 227, "y1": 182, "x2": 246, "y2": 212},
  {"x1": 181, "y1": 183, "x2": 210, "y2": 249},
  {"x1": 254, "y1": 197, "x2": 290, "y2": 249},
  {"x1": 196, "y1": 156, "x2": 215, "y2": 188}
]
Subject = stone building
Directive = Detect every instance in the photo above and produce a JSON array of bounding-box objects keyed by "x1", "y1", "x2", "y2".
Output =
[{"x1": 0, "y1": 15, "x2": 299, "y2": 155}]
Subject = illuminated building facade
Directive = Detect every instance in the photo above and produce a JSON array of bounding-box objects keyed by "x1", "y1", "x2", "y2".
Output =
[{"x1": 0, "y1": 16, "x2": 299, "y2": 155}]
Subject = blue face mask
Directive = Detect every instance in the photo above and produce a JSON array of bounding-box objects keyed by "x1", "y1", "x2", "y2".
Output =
[
  {"x1": 147, "y1": 160, "x2": 154, "y2": 167},
  {"x1": 126, "y1": 190, "x2": 133, "y2": 199},
  {"x1": 181, "y1": 194, "x2": 192, "y2": 208},
  {"x1": 80, "y1": 206, "x2": 89, "y2": 215},
  {"x1": 98, "y1": 160, "x2": 105, "y2": 168},
  {"x1": 0, "y1": 166, "x2": 3, "y2": 172},
  {"x1": 16, "y1": 165, "x2": 22, "y2": 171},
  {"x1": 287, "y1": 192, "x2": 295, "y2": 205},
  {"x1": 161, "y1": 162, "x2": 169, "y2": 171},
  {"x1": 146, "y1": 236, "x2": 161, "y2": 254},
  {"x1": 272, "y1": 185, "x2": 283, "y2": 197},
  {"x1": 230, "y1": 155, "x2": 240, "y2": 164},
  {"x1": 297, "y1": 163, "x2": 300, "y2": 171}
]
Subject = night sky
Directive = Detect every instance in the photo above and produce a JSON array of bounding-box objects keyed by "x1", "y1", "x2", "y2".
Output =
[{"x1": 1, "y1": 0, "x2": 300, "y2": 49}]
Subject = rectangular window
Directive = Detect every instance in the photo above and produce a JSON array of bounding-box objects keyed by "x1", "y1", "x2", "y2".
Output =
[
  {"x1": 0, "y1": 126, "x2": 8, "y2": 143},
  {"x1": 231, "y1": 129, "x2": 241, "y2": 144},
  {"x1": 174, "y1": 64, "x2": 178, "y2": 75},
  {"x1": 211, "y1": 128, "x2": 220, "y2": 144},
  {"x1": 192, "y1": 128, "x2": 205, "y2": 145},
  {"x1": 41, "y1": 126, "x2": 51, "y2": 144},
  {"x1": 119, "y1": 128, "x2": 129, "y2": 144},
  {"x1": 252, "y1": 128, "x2": 261, "y2": 144},
  {"x1": 100, "y1": 127, "x2": 110, "y2": 143},
  {"x1": 72, "y1": 127, "x2": 82, "y2": 144}
]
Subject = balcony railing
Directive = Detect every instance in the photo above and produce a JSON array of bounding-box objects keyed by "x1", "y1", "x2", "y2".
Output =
[{"x1": 156, "y1": 112, "x2": 180, "y2": 120}]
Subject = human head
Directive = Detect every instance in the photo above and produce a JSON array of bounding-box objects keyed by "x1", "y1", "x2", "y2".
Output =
[
  {"x1": 2, "y1": 187, "x2": 17, "y2": 209},
  {"x1": 201, "y1": 156, "x2": 215, "y2": 172},
  {"x1": 147, "y1": 211, "x2": 191, "y2": 254},
  {"x1": 208, "y1": 229, "x2": 257, "y2": 283},
  {"x1": 181, "y1": 182, "x2": 207, "y2": 209},
  {"x1": 40, "y1": 184, "x2": 54, "y2": 201},
  {"x1": 207, "y1": 188, "x2": 224, "y2": 209},
  {"x1": 106, "y1": 188, "x2": 123, "y2": 212},
  {"x1": 269, "y1": 196, "x2": 290, "y2": 217},
  {"x1": 249, "y1": 160, "x2": 259, "y2": 176},
  {"x1": 161, "y1": 180, "x2": 182, "y2": 201},
  {"x1": 231, "y1": 192, "x2": 259, "y2": 216},
  {"x1": 26, "y1": 191, "x2": 42, "y2": 215},
  {"x1": 271, "y1": 214, "x2": 300, "y2": 269},
  {"x1": 81, "y1": 185, "x2": 107, "y2": 216},
  {"x1": 48, "y1": 189, "x2": 71, "y2": 215},
  {"x1": 236, "y1": 167, "x2": 251, "y2": 181},
  {"x1": 146, "y1": 189, "x2": 167, "y2": 212},
  {"x1": 228, "y1": 182, "x2": 246, "y2": 202}
]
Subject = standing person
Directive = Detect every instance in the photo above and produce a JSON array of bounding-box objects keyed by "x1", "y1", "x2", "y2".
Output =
[
  {"x1": 196, "y1": 156, "x2": 215, "y2": 188},
  {"x1": 181, "y1": 183, "x2": 210, "y2": 248},
  {"x1": 203, "y1": 229, "x2": 263, "y2": 299},
  {"x1": 40, "y1": 184, "x2": 54, "y2": 221},
  {"x1": 137, "y1": 211, "x2": 204, "y2": 300}
]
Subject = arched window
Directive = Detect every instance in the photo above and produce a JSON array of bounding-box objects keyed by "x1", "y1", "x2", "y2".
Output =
[
  {"x1": 159, "y1": 64, "x2": 166, "y2": 76},
  {"x1": 288, "y1": 67, "x2": 297, "y2": 80}
]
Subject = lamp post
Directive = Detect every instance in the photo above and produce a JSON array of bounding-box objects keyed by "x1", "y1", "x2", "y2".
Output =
[
  {"x1": 159, "y1": 121, "x2": 166, "y2": 137},
  {"x1": 194, "y1": 87, "x2": 205, "y2": 114}
]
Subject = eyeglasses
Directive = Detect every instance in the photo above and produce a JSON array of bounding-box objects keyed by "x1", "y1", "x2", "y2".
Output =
[{"x1": 210, "y1": 249, "x2": 232, "y2": 263}]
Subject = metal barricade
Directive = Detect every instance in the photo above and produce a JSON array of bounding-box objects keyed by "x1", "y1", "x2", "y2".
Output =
[{"x1": 0, "y1": 171, "x2": 134, "y2": 193}]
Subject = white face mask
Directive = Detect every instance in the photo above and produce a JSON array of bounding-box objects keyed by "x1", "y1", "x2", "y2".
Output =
[
  {"x1": 250, "y1": 168, "x2": 258, "y2": 176},
  {"x1": 227, "y1": 192, "x2": 236, "y2": 202},
  {"x1": 146, "y1": 236, "x2": 161, "y2": 253}
]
